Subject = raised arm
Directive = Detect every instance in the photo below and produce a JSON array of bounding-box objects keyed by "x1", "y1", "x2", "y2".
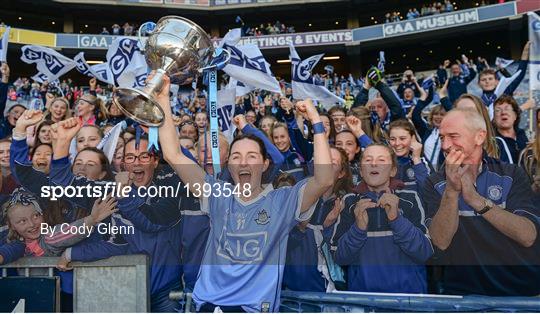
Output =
[
  {"x1": 0, "y1": 63, "x2": 10, "y2": 115},
  {"x1": 374, "y1": 81, "x2": 405, "y2": 121},
  {"x1": 503, "y1": 42, "x2": 530, "y2": 96},
  {"x1": 10, "y1": 110, "x2": 49, "y2": 192},
  {"x1": 295, "y1": 99, "x2": 333, "y2": 213},
  {"x1": 233, "y1": 114, "x2": 285, "y2": 166},
  {"x1": 346, "y1": 115, "x2": 373, "y2": 149},
  {"x1": 45, "y1": 197, "x2": 118, "y2": 254},
  {"x1": 155, "y1": 74, "x2": 206, "y2": 192}
]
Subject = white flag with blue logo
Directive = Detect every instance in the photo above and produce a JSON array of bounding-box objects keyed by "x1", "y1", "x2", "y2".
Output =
[
  {"x1": 90, "y1": 63, "x2": 114, "y2": 85},
  {"x1": 97, "y1": 121, "x2": 127, "y2": 162},
  {"x1": 21, "y1": 45, "x2": 76, "y2": 82},
  {"x1": 106, "y1": 38, "x2": 148, "y2": 88},
  {"x1": 217, "y1": 88, "x2": 237, "y2": 142},
  {"x1": 73, "y1": 52, "x2": 114, "y2": 85},
  {"x1": 220, "y1": 29, "x2": 281, "y2": 94},
  {"x1": 0, "y1": 26, "x2": 10, "y2": 62},
  {"x1": 228, "y1": 78, "x2": 254, "y2": 97},
  {"x1": 529, "y1": 12, "x2": 540, "y2": 91},
  {"x1": 289, "y1": 44, "x2": 345, "y2": 108}
]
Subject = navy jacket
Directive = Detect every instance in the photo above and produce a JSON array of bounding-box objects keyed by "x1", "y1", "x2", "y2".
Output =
[
  {"x1": 422, "y1": 155, "x2": 540, "y2": 296},
  {"x1": 495, "y1": 128, "x2": 528, "y2": 164},
  {"x1": 448, "y1": 66, "x2": 476, "y2": 104},
  {"x1": 333, "y1": 190, "x2": 433, "y2": 293},
  {"x1": 397, "y1": 156, "x2": 432, "y2": 192}
]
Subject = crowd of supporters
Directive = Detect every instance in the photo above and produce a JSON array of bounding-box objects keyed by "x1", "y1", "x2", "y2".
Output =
[{"x1": 0, "y1": 37, "x2": 539, "y2": 313}]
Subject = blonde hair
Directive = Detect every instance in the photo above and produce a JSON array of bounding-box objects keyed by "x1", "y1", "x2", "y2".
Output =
[
  {"x1": 519, "y1": 136, "x2": 540, "y2": 182},
  {"x1": 44, "y1": 97, "x2": 72, "y2": 120}
]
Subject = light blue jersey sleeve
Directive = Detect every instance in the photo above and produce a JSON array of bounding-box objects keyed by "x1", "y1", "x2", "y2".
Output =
[{"x1": 272, "y1": 178, "x2": 317, "y2": 230}]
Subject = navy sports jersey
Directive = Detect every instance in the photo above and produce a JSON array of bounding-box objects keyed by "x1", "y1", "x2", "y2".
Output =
[{"x1": 422, "y1": 155, "x2": 540, "y2": 296}]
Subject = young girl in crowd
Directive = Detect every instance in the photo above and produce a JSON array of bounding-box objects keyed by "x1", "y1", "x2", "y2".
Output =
[
  {"x1": 335, "y1": 130, "x2": 361, "y2": 186},
  {"x1": 259, "y1": 115, "x2": 277, "y2": 139},
  {"x1": 283, "y1": 146, "x2": 352, "y2": 293},
  {"x1": 44, "y1": 97, "x2": 71, "y2": 123},
  {"x1": 75, "y1": 94, "x2": 107, "y2": 126},
  {"x1": 333, "y1": 144, "x2": 433, "y2": 293},
  {"x1": 75, "y1": 125, "x2": 103, "y2": 152},
  {"x1": 388, "y1": 119, "x2": 431, "y2": 191},
  {"x1": 271, "y1": 122, "x2": 306, "y2": 180},
  {"x1": 1, "y1": 188, "x2": 117, "y2": 260},
  {"x1": 157, "y1": 72, "x2": 333, "y2": 312}
]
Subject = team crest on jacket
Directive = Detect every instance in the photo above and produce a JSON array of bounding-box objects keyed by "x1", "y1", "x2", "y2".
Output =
[
  {"x1": 255, "y1": 209, "x2": 270, "y2": 225},
  {"x1": 487, "y1": 185, "x2": 503, "y2": 201},
  {"x1": 406, "y1": 168, "x2": 415, "y2": 180}
]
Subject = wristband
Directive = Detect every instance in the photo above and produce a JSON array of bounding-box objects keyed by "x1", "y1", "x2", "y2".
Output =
[
  {"x1": 312, "y1": 122, "x2": 325, "y2": 135},
  {"x1": 12, "y1": 130, "x2": 27, "y2": 140}
]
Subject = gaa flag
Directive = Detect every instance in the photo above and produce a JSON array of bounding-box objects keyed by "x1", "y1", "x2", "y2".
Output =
[
  {"x1": 106, "y1": 38, "x2": 148, "y2": 88},
  {"x1": 528, "y1": 12, "x2": 540, "y2": 91},
  {"x1": 0, "y1": 26, "x2": 10, "y2": 62},
  {"x1": 220, "y1": 29, "x2": 281, "y2": 94},
  {"x1": 97, "y1": 121, "x2": 127, "y2": 162},
  {"x1": 21, "y1": 45, "x2": 76, "y2": 82},
  {"x1": 289, "y1": 44, "x2": 345, "y2": 109},
  {"x1": 217, "y1": 88, "x2": 237, "y2": 143}
]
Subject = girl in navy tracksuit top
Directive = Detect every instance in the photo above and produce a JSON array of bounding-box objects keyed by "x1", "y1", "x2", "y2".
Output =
[
  {"x1": 333, "y1": 144, "x2": 433, "y2": 293},
  {"x1": 271, "y1": 122, "x2": 306, "y2": 181},
  {"x1": 388, "y1": 119, "x2": 431, "y2": 191},
  {"x1": 283, "y1": 146, "x2": 352, "y2": 292}
]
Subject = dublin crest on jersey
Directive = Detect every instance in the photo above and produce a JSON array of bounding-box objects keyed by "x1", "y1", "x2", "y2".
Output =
[{"x1": 255, "y1": 209, "x2": 270, "y2": 225}]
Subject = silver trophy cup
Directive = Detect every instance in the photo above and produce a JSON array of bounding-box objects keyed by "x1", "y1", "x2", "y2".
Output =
[{"x1": 113, "y1": 16, "x2": 214, "y2": 127}]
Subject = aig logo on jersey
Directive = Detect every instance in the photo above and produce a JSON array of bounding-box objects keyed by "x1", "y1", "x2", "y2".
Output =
[{"x1": 217, "y1": 231, "x2": 268, "y2": 263}]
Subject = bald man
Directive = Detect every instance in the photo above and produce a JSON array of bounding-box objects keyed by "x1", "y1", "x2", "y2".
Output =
[{"x1": 422, "y1": 108, "x2": 540, "y2": 296}]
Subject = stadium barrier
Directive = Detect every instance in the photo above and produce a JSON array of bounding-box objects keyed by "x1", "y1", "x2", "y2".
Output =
[
  {"x1": 1, "y1": 255, "x2": 150, "y2": 312},
  {"x1": 279, "y1": 290, "x2": 540, "y2": 312},
  {"x1": 3, "y1": 256, "x2": 540, "y2": 312}
]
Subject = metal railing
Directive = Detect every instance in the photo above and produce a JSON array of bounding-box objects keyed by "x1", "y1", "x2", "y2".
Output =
[{"x1": 1, "y1": 255, "x2": 150, "y2": 313}]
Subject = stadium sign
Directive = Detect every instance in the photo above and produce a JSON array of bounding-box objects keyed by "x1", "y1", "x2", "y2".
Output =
[
  {"x1": 55, "y1": 31, "x2": 351, "y2": 50},
  {"x1": 56, "y1": 34, "x2": 142, "y2": 49},
  {"x1": 383, "y1": 9, "x2": 478, "y2": 36},
  {"x1": 353, "y1": 2, "x2": 518, "y2": 42},
  {"x1": 238, "y1": 30, "x2": 352, "y2": 49}
]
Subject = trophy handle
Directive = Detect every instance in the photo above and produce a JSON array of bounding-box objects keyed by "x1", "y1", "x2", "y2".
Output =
[
  {"x1": 138, "y1": 22, "x2": 157, "y2": 51},
  {"x1": 198, "y1": 49, "x2": 231, "y2": 73}
]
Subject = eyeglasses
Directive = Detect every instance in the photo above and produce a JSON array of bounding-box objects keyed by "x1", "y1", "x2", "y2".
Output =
[
  {"x1": 494, "y1": 107, "x2": 514, "y2": 114},
  {"x1": 75, "y1": 99, "x2": 95, "y2": 106},
  {"x1": 123, "y1": 152, "x2": 154, "y2": 164}
]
